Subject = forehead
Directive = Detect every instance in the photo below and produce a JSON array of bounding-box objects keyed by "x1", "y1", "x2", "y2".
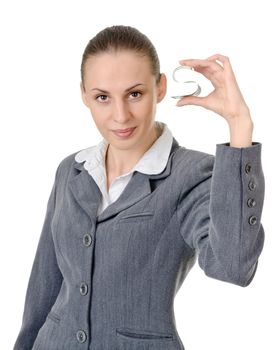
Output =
[{"x1": 84, "y1": 51, "x2": 153, "y2": 85}]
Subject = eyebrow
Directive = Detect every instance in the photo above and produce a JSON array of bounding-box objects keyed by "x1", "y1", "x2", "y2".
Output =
[{"x1": 90, "y1": 83, "x2": 146, "y2": 93}]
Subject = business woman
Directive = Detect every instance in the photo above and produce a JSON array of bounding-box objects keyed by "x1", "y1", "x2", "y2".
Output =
[{"x1": 14, "y1": 25, "x2": 265, "y2": 350}]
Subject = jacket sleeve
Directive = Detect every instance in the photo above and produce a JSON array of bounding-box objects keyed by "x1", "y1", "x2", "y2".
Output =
[
  {"x1": 13, "y1": 162, "x2": 64, "y2": 350},
  {"x1": 177, "y1": 141, "x2": 265, "y2": 287}
]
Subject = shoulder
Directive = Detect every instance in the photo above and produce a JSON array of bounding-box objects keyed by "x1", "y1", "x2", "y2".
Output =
[
  {"x1": 173, "y1": 145, "x2": 215, "y2": 176},
  {"x1": 54, "y1": 148, "x2": 85, "y2": 180},
  {"x1": 170, "y1": 146, "x2": 215, "y2": 201}
]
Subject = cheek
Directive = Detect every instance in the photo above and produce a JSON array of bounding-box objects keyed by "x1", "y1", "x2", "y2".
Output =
[
  {"x1": 88, "y1": 102, "x2": 108, "y2": 117},
  {"x1": 89, "y1": 109, "x2": 108, "y2": 130},
  {"x1": 133, "y1": 96, "x2": 156, "y2": 118}
]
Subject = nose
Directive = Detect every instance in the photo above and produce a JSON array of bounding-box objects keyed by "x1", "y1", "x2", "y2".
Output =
[{"x1": 112, "y1": 98, "x2": 131, "y2": 124}]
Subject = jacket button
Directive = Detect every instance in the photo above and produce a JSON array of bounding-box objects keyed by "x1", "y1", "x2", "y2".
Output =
[
  {"x1": 248, "y1": 215, "x2": 257, "y2": 225},
  {"x1": 248, "y1": 179, "x2": 256, "y2": 191},
  {"x1": 247, "y1": 198, "x2": 256, "y2": 208},
  {"x1": 76, "y1": 330, "x2": 87, "y2": 343},
  {"x1": 245, "y1": 163, "x2": 252, "y2": 174},
  {"x1": 83, "y1": 233, "x2": 92, "y2": 247},
  {"x1": 80, "y1": 282, "x2": 88, "y2": 296}
]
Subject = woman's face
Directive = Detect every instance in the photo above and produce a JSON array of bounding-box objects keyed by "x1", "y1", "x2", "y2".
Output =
[{"x1": 81, "y1": 50, "x2": 167, "y2": 152}]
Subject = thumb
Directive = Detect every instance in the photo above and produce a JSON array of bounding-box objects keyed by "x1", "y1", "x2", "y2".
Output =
[{"x1": 176, "y1": 95, "x2": 208, "y2": 108}]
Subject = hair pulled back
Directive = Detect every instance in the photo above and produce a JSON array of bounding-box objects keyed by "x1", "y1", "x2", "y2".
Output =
[{"x1": 81, "y1": 25, "x2": 161, "y2": 89}]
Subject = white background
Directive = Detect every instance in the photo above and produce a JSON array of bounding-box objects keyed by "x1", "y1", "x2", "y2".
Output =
[{"x1": 0, "y1": 0, "x2": 276, "y2": 349}]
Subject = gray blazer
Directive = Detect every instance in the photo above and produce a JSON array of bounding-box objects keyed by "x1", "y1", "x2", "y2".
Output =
[{"x1": 14, "y1": 137, "x2": 265, "y2": 350}]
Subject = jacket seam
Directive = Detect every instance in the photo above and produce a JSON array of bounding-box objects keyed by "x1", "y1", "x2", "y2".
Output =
[
  {"x1": 51, "y1": 159, "x2": 72, "y2": 265},
  {"x1": 176, "y1": 154, "x2": 212, "y2": 209},
  {"x1": 176, "y1": 154, "x2": 212, "y2": 253},
  {"x1": 149, "y1": 206, "x2": 185, "y2": 326}
]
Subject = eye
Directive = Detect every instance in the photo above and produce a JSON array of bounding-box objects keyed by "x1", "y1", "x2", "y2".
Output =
[
  {"x1": 95, "y1": 95, "x2": 108, "y2": 102},
  {"x1": 130, "y1": 91, "x2": 142, "y2": 99}
]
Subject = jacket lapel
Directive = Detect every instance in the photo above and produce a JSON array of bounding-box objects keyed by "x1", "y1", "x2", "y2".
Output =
[
  {"x1": 69, "y1": 137, "x2": 180, "y2": 224},
  {"x1": 68, "y1": 164, "x2": 102, "y2": 225}
]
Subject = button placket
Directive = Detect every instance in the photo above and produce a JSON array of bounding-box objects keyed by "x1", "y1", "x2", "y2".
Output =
[
  {"x1": 77, "y1": 233, "x2": 92, "y2": 344},
  {"x1": 245, "y1": 161, "x2": 258, "y2": 225}
]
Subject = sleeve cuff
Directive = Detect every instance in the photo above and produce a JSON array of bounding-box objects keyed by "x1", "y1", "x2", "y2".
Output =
[{"x1": 216, "y1": 141, "x2": 262, "y2": 149}]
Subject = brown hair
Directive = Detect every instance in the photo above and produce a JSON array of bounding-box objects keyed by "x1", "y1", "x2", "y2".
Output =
[{"x1": 81, "y1": 25, "x2": 161, "y2": 90}]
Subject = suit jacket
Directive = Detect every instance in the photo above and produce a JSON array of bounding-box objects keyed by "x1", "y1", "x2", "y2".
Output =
[{"x1": 13, "y1": 137, "x2": 265, "y2": 350}]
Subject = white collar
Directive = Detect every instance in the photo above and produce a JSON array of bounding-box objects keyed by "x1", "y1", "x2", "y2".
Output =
[{"x1": 75, "y1": 121, "x2": 173, "y2": 176}]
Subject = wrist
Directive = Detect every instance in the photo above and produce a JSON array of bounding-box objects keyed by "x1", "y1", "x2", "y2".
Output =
[{"x1": 228, "y1": 117, "x2": 254, "y2": 148}]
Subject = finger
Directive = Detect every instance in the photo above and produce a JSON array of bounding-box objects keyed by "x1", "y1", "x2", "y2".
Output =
[
  {"x1": 206, "y1": 54, "x2": 234, "y2": 73},
  {"x1": 179, "y1": 58, "x2": 224, "y2": 73},
  {"x1": 206, "y1": 53, "x2": 229, "y2": 63},
  {"x1": 183, "y1": 65, "x2": 219, "y2": 86}
]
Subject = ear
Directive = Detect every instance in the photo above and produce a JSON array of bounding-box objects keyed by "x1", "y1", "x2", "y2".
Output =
[
  {"x1": 156, "y1": 73, "x2": 167, "y2": 103},
  {"x1": 80, "y1": 82, "x2": 90, "y2": 108}
]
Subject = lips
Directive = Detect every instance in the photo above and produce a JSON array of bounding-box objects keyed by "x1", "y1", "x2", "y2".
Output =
[
  {"x1": 112, "y1": 127, "x2": 136, "y2": 138},
  {"x1": 114, "y1": 127, "x2": 135, "y2": 132}
]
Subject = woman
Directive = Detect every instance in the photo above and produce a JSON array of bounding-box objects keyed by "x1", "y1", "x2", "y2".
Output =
[{"x1": 14, "y1": 25, "x2": 265, "y2": 350}]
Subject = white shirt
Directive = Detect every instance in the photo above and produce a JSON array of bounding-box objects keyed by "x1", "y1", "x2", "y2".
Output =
[{"x1": 75, "y1": 121, "x2": 173, "y2": 216}]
